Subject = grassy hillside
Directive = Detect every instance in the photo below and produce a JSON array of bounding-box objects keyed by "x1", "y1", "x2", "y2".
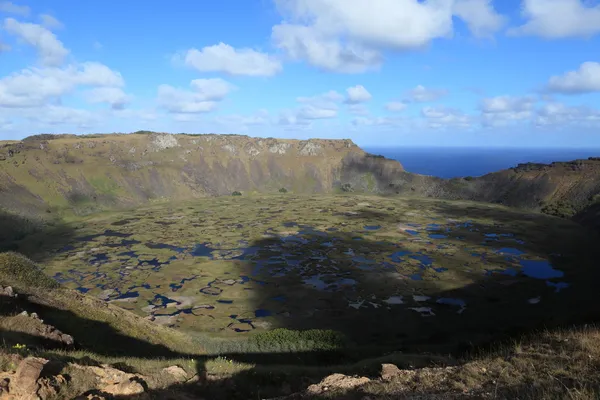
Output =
[{"x1": 0, "y1": 132, "x2": 401, "y2": 218}]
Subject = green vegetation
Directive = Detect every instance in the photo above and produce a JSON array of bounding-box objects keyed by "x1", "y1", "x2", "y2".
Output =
[
  {"x1": 0, "y1": 252, "x2": 59, "y2": 291},
  {"x1": 541, "y1": 200, "x2": 578, "y2": 218},
  {"x1": 279, "y1": 187, "x2": 288, "y2": 193},
  {"x1": 250, "y1": 329, "x2": 347, "y2": 352},
  {"x1": 232, "y1": 191, "x2": 242, "y2": 196}
]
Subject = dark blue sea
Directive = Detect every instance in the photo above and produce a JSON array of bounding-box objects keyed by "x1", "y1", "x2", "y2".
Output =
[{"x1": 363, "y1": 147, "x2": 600, "y2": 179}]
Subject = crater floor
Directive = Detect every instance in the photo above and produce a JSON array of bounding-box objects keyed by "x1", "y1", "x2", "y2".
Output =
[{"x1": 19, "y1": 194, "x2": 600, "y2": 352}]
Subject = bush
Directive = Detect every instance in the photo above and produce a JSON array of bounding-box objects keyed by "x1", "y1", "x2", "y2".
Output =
[
  {"x1": 279, "y1": 187, "x2": 288, "y2": 193},
  {"x1": 232, "y1": 191, "x2": 242, "y2": 196},
  {"x1": 464, "y1": 176, "x2": 475, "y2": 181},
  {"x1": 541, "y1": 200, "x2": 577, "y2": 218},
  {"x1": 250, "y1": 328, "x2": 347, "y2": 352},
  {"x1": 341, "y1": 183, "x2": 353, "y2": 192}
]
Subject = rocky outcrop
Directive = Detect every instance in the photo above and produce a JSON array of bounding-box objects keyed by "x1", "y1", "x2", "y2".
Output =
[{"x1": 0, "y1": 357, "x2": 193, "y2": 399}]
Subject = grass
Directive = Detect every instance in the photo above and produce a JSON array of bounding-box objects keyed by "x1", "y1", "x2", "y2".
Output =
[{"x1": 0, "y1": 251, "x2": 59, "y2": 291}]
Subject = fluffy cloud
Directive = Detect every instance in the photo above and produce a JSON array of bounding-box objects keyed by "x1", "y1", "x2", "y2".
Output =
[
  {"x1": 84, "y1": 87, "x2": 131, "y2": 110},
  {"x1": 0, "y1": 62, "x2": 125, "y2": 108},
  {"x1": 406, "y1": 85, "x2": 447, "y2": 102},
  {"x1": 272, "y1": 24, "x2": 383, "y2": 73},
  {"x1": 0, "y1": 41, "x2": 10, "y2": 52},
  {"x1": 385, "y1": 101, "x2": 408, "y2": 112},
  {"x1": 183, "y1": 42, "x2": 282, "y2": 77},
  {"x1": 421, "y1": 106, "x2": 472, "y2": 129},
  {"x1": 272, "y1": 0, "x2": 504, "y2": 73},
  {"x1": 479, "y1": 95, "x2": 536, "y2": 127},
  {"x1": 546, "y1": 62, "x2": 600, "y2": 94},
  {"x1": 279, "y1": 89, "x2": 344, "y2": 125},
  {"x1": 3, "y1": 18, "x2": 69, "y2": 66},
  {"x1": 453, "y1": 0, "x2": 506, "y2": 38},
  {"x1": 0, "y1": 1, "x2": 29, "y2": 16},
  {"x1": 39, "y1": 14, "x2": 63, "y2": 30},
  {"x1": 157, "y1": 78, "x2": 235, "y2": 114},
  {"x1": 534, "y1": 102, "x2": 600, "y2": 127},
  {"x1": 509, "y1": 0, "x2": 600, "y2": 38},
  {"x1": 345, "y1": 85, "x2": 372, "y2": 104}
]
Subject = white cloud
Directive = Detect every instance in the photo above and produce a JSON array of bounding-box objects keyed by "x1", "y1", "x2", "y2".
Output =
[
  {"x1": 272, "y1": 24, "x2": 383, "y2": 73},
  {"x1": 406, "y1": 85, "x2": 447, "y2": 102},
  {"x1": 0, "y1": 1, "x2": 29, "y2": 16},
  {"x1": 3, "y1": 18, "x2": 69, "y2": 66},
  {"x1": 345, "y1": 85, "x2": 372, "y2": 104},
  {"x1": 453, "y1": 0, "x2": 506, "y2": 38},
  {"x1": 39, "y1": 14, "x2": 63, "y2": 30},
  {"x1": 277, "y1": 111, "x2": 312, "y2": 127},
  {"x1": 480, "y1": 95, "x2": 536, "y2": 113},
  {"x1": 546, "y1": 62, "x2": 600, "y2": 94},
  {"x1": 272, "y1": 0, "x2": 504, "y2": 73},
  {"x1": 85, "y1": 87, "x2": 131, "y2": 110},
  {"x1": 0, "y1": 41, "x2": 10, "y2": 52},
  {"x1": 385, "y1": 101, "x2": 408, "y2": 112},
  {"x1": 183, "y1": 42, "x2": 282, "y2": 77},
  {"x1": 421, "y1": 106, "x2": 472, "y2": 129},
  {"x1": 0, "y1": 62, "x2": 125, "y2": 108},
  {"x1": 297, "y1": 104, "x2": 337, "y2": 119},
  {"x1": 534, "y1": 102, "x2": 600, "y2": 127},
  {"x1": 278, "y1": 89, "x2": 345, "y2": 125},
  {"x1": 479, "y1": 95, "x2": 536, "y2": 127},
  {"x1": 157, "y1": 78, "x2": 235, "y2": 114},
  {"x1": 509, "y1": 0, "x2": 600, "y2": 38}
]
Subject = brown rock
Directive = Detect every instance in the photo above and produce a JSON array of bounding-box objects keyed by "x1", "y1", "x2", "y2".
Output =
[
  {"x1": 162, "y1": 366, "x2": 188, "y2": 382},
  {"x1": 0, "y1": 286, "x2": 15, "y2": 297},
  {"x1": 306, "y1": 373, "x2": 370, "y2": 395},
  {"x1": 11, "y1": 357, "x2": 48, "y2": 399},
  {"x1": 380, "y1": 363, "x2": 402, "y2": 381},
  {"x1": 101, "y1": 379, "x2": 145, "y2": 396}
]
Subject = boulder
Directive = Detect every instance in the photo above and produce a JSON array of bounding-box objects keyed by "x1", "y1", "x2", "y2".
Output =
[
  {"x1": 10, "y1": 357, "x2": 48, "y2": 399},
  {"x1": 380, "y1": 363, "x2": 402, "y2": 381},
  {"x1": 162, "y1": 366, "x2": 188, "y2": 382},
  {"x1": 306, "y1": 373, "x2": 370, "y2": 395}
]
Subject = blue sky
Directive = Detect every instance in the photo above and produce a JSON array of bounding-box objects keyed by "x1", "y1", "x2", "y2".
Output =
[{"x1": 1, "y1": 0, "x2": 600, "y2": 147}]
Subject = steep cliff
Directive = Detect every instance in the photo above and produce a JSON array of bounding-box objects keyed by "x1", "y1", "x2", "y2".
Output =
[
  {"x1": 2, "y1": 132, "x2": 600, "y2": 226},
  {"x1": 0, "y1": 132, "x2": 404, "y2": 216}
]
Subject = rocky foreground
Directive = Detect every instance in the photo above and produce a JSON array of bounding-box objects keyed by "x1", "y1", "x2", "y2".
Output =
[{"x1": 2, "y1": 281, "x2": 600, "y2": 399}]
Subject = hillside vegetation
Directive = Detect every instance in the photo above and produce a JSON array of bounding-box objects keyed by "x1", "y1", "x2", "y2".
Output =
[{"x1": 2, "y1": 132, "x2": 600, "y2": 228}]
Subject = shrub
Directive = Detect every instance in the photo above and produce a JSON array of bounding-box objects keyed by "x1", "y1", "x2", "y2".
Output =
[
  {"x1": 341, "y1": 183, "x2": 353, "y2": 192},
  {"x1": 464, "y1": 176, "x2": 475, "y2": 181},
  {"x1": 279, "y1": 187, "x2": 288, "y2": 193},
  {"x1": 250, "y1": 328, "x2": 347, "y2": 352},
  {"x1": 232, "y1": 191, "x2": 242, "y2": 196}
]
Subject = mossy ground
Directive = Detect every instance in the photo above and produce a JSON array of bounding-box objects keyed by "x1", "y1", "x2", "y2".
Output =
[
  {"x1": 8, "y1": 194, "x2": 600, "y2": 350},
  {"x1": 2, "y1": 193, "x2": 600, "y2": 398}
]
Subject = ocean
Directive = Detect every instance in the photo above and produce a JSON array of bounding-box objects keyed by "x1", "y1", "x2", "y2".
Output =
[{"x1": 362, "y1": 147, "x2": 600, "y2": 179}]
